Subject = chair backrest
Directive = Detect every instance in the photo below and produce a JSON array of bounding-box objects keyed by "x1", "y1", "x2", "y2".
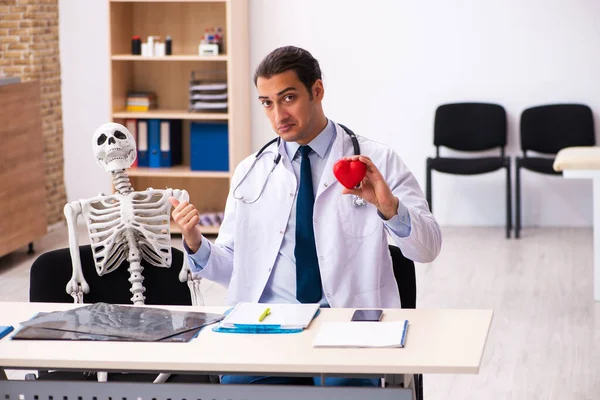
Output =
[
  {"x1": 388, "y1": 245, "x2": 416, "y2": 309},
  {"x1": 434, "y1": 102, "x2": 507, "y2": 152},
  {"x1": 30, "y1": 245, "x2": 192, "y2": 305},
  {"x1": 520, "y1": 104, "x2": 595, "y2": 155}
]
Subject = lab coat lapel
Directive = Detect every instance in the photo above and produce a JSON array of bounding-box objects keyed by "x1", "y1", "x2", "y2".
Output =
[{"x1": 316, "y1": 123, "x2": 347, "y2": 200}]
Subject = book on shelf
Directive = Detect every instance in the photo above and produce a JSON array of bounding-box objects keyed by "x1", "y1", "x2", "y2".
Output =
[
  {"x1": 126, "y1": 91, "x2": 157, "y2": 111},
  {"x1": 126, "y1": 105, "x2": 156, "y2": 112}
]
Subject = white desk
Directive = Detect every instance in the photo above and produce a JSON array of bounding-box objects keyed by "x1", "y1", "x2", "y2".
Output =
[
  {"x1": 554, "y1": 147, "x2": 600, "y2": 301},
  {"x1": 0, "y1": 302, "x2": 493, "y2": 400}
]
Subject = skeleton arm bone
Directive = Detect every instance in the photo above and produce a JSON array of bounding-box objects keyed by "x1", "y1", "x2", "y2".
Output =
[
  {"x1": 171, "y1": 189, "x2": 190, "y2": 203},
  {"x1": 186, "y1": 271, "x2": 204, "y2": 306},
  {"x1": 64, "y1": 201, "x2": 90, "y2": 302}
]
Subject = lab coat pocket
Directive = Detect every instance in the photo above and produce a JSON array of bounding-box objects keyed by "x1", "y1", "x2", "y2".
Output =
[{"x1": 337, "y1": 195, "x2": 381, "y2": 238}]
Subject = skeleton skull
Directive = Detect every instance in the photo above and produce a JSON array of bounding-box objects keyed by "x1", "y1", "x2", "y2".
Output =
[{"x1": 93, "y1": 123, "x2": 137, "y2": 172}]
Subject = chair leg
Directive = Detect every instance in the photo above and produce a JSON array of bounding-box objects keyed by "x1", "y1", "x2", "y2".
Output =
[
  {"x1": 426, "y1": 159, "x2": 432, "y2": 212},
  {"x1": 515, "y1": 159, "x2": 521, "y2": 239},
  {"x1": 416, "y1": 374, "x2": 423, "y2": 400},
  {"x1": 506, "y1": 161, "x2": 512, "y2": 239}
]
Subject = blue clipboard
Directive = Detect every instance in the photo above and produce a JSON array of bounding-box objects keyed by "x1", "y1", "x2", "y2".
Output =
[
  {"x1": 400, "y1": 320, "x2": 409, "y2": 347},
  {"x1": 212, "y1": 308, "x2": 321, "y2": 334},
  {"x1": 0, "y1": 325, "x2": 14, "y2": 340}
]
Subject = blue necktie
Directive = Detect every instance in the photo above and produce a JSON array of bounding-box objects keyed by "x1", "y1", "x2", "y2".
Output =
[{"x1": 295, "y1": 146, "x2": 322, "y2": 303}]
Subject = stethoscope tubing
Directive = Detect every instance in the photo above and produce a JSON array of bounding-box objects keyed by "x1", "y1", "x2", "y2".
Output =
[{"x1": 233, "y1": 124, "x2": 364, "y2": 206}]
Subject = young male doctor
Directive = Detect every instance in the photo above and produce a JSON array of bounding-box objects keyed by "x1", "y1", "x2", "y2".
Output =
[{"x1": 170, "y1": 46, "x2": 442, "y2": 387}]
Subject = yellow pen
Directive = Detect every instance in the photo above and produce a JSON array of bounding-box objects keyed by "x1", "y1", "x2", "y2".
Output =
[{"x1": 258, "y1": 307, "x2": 271, "y2": 322}]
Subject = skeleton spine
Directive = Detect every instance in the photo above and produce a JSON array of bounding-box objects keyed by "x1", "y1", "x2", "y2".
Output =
[
  {"x1": 126, "y1": 230, "x2": 146, "y2": 305},
  {"x1": 111, "y1": 169, "x2": 133, "y2": 194}
]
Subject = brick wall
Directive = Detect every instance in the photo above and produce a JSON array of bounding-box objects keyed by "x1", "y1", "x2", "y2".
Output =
[{"x1": 0, "y1": 0, "x2": 67, "y2": 226}]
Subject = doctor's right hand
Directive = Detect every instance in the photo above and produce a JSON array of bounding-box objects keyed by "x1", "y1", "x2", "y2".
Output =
[{"x1": 169, "y1": 197, "x2": 203, "y2": 253}]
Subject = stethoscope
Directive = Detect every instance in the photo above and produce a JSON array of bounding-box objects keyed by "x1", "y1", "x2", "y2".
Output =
[{"x1": 232, "y1": 124, "x2": 366, "y2": 207}]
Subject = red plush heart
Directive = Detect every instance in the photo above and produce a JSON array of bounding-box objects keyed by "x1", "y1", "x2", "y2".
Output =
[{"x1": 333, "y1": 159, "x2": 367, "y2": 189}]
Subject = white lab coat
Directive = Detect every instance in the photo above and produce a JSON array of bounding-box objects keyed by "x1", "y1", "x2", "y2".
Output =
[{"x1": 192, "y1": 122, "x2": 442, "y2": 307}]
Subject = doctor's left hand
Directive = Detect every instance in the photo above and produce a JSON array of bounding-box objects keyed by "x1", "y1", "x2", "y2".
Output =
[{"x1": 341, "y1": 155, "x2": 399, "y2": 220}]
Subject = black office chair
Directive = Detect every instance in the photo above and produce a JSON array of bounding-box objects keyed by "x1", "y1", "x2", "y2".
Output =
[
  {"x1": 28, "y1": 245, "x2": 211, "y2": 383},
  {"x1": 516, "y1": 104, "x2": 595, "y2": 238},
  {"x1": 388, "y1": 245, "x2": 423, "y2": 400},
  {"x1": 426, "y1": 103, "x2": 511, "y2": 238}
]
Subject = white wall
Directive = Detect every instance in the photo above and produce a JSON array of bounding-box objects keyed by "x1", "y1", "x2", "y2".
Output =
[
  {"x1": 61, "y1": 0, "x2": 600, "y2": 227},
  {"x1": 60, "y1": 0, "x2": 112, "y2": 202}
]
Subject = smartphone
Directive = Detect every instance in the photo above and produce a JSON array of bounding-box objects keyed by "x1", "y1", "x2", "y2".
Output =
[{"x1": 351, "y1": 309, "x2": 383, "y2": 322}]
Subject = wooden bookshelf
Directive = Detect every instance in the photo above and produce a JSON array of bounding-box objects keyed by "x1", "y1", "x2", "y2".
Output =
[
  {"x1": 128, "y1": 166, "x2": 230, "y2": 178},
  {"x1": 112, "y1": 0, "x2": 226, "y2": 3},
  {"x1": 171, "y1": 222, "x2": 220, "y2": 236},
  {"x1": 112, "y1": 55, "x2": 229, "y2": 61},
  {"x1": 109, "y1": 0, "x2": 250, "y2": 237},
  {"x1": 112, "y1": 110, "x2": 230, "y2": 120}
]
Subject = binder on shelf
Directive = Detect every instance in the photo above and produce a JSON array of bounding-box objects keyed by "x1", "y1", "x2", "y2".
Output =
[
  {"x1": 125, "y1": 118, "x2": 138, "y2": 168},
  {"x1": 159, "y1": 119, "x2": 182, "y2": 167},
  {"x1": 137, "y1": 120, "x2": 149, "y2": 167},
  {"x1": 148, "y1": 119, "x2": 161, "y2": 168},
  {"x1": 190, "y1": 122, "x2": 229, "y2": 172}
]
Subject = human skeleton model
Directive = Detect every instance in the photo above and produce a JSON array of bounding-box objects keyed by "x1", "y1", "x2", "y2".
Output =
[
  {"x1": 63, "y1": 122, "x2": 203, "y2": 307},
  {"x1": 63, "y1": 122, "x2": 202, "y2": 384}
]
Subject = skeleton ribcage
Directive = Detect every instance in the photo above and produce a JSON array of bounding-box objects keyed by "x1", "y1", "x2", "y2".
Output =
[{"x1": 81, "y1": 190, "x2": 173, "y2": 275}]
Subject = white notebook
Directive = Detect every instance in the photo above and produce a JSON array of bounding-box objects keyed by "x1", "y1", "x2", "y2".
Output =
[
  {"x1": 312, "y1": 321, "x2": 409, "y2": 348},
  {"x1": 221, "y1": 302, "x2": 320, "y2": 329}
]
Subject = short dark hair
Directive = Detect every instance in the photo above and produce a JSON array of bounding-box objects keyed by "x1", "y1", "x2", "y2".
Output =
[{"x1": 254, "y1": 46, "x2": 322, "y2": 99}]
